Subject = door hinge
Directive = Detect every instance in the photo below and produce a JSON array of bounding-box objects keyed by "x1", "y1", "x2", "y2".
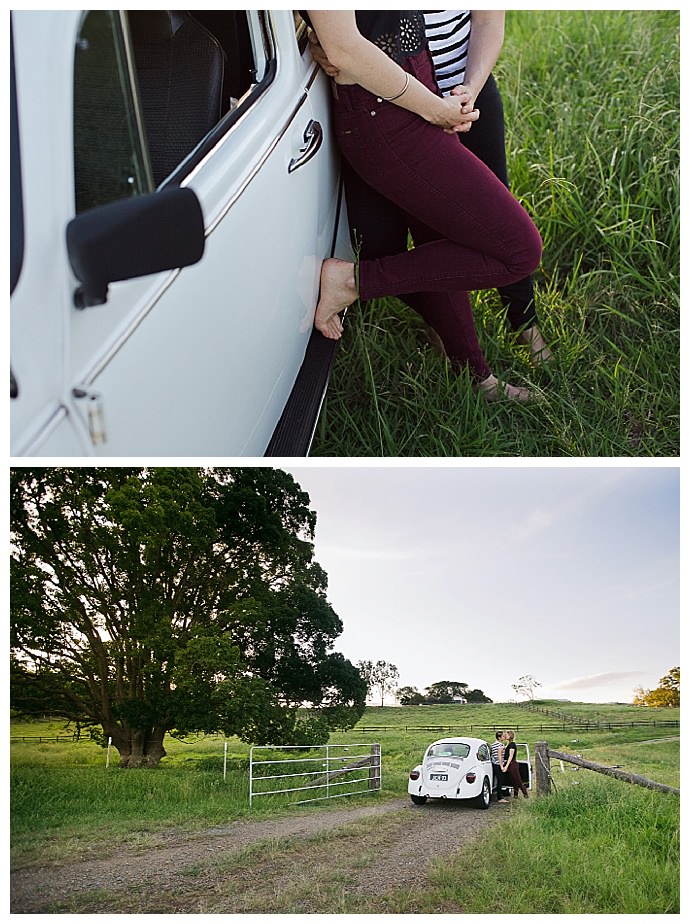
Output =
[{"x1": 72, "y1": 388, "x2": 107, "y2": 446}]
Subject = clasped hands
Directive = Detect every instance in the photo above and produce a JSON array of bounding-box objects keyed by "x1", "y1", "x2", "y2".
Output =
[
  {"x1": 307, "y1": 30, "x2": 480, "y2": 134},
  {"x1": 446, "y1": 87, "x2": 480, "y2": 133}
]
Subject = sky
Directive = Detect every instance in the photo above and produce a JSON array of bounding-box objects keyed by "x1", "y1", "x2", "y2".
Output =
[{"x1": 281, "y1": 463, "x2": 680, "y2": 706}]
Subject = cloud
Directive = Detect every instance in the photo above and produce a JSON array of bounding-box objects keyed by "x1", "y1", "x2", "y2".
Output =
[
  {"x1": 554, "y1": 671, "x2": 642, "y2": 691},
  {"x1": 509, "y1": 508, "x2": 556, "y2": 541}
]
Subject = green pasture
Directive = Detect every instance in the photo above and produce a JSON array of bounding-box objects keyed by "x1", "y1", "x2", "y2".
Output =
[
  {"x1": 10, "y1": 701, "x2": 679, "y2": 912},
  {"x1": 11, "y1": 701, "x2": 679, "y2": 828},
  {"x1": 311, "y1": 10, "x2": 679, "y2": 457}
]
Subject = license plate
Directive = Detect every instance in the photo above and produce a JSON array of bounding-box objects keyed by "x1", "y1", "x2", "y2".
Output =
[{"x1": 430, "y1": 773, "x2": 448, "y2": 781}]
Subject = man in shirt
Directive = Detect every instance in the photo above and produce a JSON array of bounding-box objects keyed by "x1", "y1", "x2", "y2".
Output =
[{"x1": 491, "y1": 730, "x2": 510, "y2": 802}]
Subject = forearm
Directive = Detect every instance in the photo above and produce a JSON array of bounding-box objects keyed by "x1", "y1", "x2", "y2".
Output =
[
  {"x1": 462, "y1": 10, "x2": 505, "y2": 96},
  {"x1": 307, "y1": 10, "x2": 450, "y2": 124}
]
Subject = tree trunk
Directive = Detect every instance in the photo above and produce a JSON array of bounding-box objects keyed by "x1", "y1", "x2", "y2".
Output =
[{"x1": 106, "y1": 724, "x2": 168, "y2": 768}]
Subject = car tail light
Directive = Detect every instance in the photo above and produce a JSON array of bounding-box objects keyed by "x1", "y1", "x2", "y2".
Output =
[
  {"x1": 409, "y1": 770, "x2": 420, "y2": 781},
  {"x1": 465, "y1": 771, "x2": 477, "y2": 783}
]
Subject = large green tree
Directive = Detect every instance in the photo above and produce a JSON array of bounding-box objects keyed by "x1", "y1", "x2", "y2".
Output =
[{"x1": 10, "y1": 468, "x2": 366, "y2": 767}]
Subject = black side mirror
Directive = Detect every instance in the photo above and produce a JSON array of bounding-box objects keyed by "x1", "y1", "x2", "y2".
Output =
[{"x1": 66, "y1": 187, "x2": 205, "y2": 308}]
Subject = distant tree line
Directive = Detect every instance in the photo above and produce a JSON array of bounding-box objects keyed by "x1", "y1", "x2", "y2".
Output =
[
  {"x1": 355, "y1": 661, "x2": 494, "y2": 706},
  {"x1": 397, "y1": 681, "x2": 492, "y2": 705}
]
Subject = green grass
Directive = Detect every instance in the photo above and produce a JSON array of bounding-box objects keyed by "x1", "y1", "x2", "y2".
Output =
[
  {"x1": 10, "y1": 703, "x2": 679, "y2": 912},
  {"x1": 422, "y1": 776, "x2": 679, "y2": 914},
  {"x1": 311, "y1": 10, "x2": 679, "y2": 456}
]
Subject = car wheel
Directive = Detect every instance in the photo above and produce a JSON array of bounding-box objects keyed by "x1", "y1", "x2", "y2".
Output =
[
  {"x1": 411, "y1": 794, "x2": 427, "y2": 805},
  {"x1": 474, "y1": 777, "x2": 491, "y2": 809}
]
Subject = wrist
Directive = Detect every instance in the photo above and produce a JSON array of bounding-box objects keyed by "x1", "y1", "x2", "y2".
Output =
[{"x1": 426, "y1": 95, "x2": 454, "y2": 126}]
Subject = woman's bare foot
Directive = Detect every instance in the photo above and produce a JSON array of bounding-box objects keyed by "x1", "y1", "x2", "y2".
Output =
[
  {"x1": 517, "y1": 324, "x2": 553, "y2": 366},
  {"x1": 478, "y1": 373, "x2": 532, "y2": 403},
  {"x1": 314, "y1": 258, "x2": 358, "y2": 340}
]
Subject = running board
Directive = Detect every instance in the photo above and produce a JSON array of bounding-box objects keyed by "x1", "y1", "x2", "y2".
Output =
[{"x1": 264, "y1": 328, "x2": 340, "y2": 457}]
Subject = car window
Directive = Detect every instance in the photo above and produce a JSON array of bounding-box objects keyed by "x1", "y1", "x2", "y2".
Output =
[
  {"x1": 73, "y1": 11, "x2": 152, "y2": 213},
  {"x1": 73, "y1": 11, "x2": 279, "y2": 211},
  {"x1": 477, "y1": 744, "x2": 490, "y2": 761},
  {"x1": 428, "y1": 743, "x2": 470, "y2": 759},
  {"x1": 293, "y1": 11, "x2": 309, "y2": 50}
]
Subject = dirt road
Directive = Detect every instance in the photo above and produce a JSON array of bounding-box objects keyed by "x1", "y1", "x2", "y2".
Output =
[{"x1": 11, "y1": 797, "x2": 511, "y2": 914}]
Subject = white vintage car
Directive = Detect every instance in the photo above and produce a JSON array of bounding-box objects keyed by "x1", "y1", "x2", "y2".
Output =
[
  {"x1": 10, "y1": 10, "x2": 351, "y2": 457},
  {"x1": 408, "y1": 736, "x2": 532, "y2": 809}
]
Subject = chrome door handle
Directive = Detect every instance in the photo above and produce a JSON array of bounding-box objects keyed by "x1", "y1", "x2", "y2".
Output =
[{"x1": 288, "y1": 120, "x2": 323, "y2": 174}]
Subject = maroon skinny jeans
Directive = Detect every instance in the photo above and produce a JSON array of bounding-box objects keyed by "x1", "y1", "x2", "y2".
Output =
[
  {"x1": 332, "y1": 49, "x2": 542, "y2": 380},
  {"x1": 506, "y1": 757, "x2": 528, "y2": 796}
]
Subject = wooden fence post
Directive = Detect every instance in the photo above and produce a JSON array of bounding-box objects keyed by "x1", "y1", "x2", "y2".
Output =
[
  {"x1": 534, "y1": 741, "x2": 551, "y2": 797},
  {"x1": 369, "y1": 743, "x2": 381, "y2": 790}
]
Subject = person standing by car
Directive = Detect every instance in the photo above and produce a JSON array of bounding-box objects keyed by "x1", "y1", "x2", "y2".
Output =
[
  {"x1": 491, "y1": 730, "x2": 510, "y2": 802},
  {"x1": 501, "y1": 729, "x2": 529, "y2": 798},
  {"x1": 304, "y1": 10, "x2": 543, "y2": 402},
  {"x1": 424, "y1": 10, "x2": 551, "y2": 365}
]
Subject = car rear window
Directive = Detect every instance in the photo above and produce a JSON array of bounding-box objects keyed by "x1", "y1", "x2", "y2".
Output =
[{"x1": 428, "y1": 743, "x2": 470, "y2": 759}]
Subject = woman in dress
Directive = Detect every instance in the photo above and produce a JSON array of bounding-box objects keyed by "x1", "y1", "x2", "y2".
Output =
[{"x1": 501, "y1": 729, "x2": 529, "y2": 798}]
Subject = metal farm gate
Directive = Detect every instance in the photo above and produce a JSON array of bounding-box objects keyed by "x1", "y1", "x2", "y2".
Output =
[{"x1": 249, "y1": 743, "x2": 382, "y2": 806}]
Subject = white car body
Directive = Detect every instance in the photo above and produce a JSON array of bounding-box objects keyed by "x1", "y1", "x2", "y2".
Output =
[
  {"x1": 408, "y1": 736, "x2": 532, "y2": 809},
  {"x1": 10, "y1": 10, "x2": 351, "y2": 457}
]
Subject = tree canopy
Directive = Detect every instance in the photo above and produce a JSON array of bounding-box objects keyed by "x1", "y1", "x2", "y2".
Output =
[
  {"x1": 396, "y1": 682, "x2": 492, "y2": 705},
  {"x1": 633, "y1": 667, "x2": 680, "y2": 707},
  {"x1": 511, "y1": 675, "x2": 541, "y2": 701},
  {"x1": 10, "y1": 468, "x2": 366, "y2": 767},
  {"x1": 424, "y1": 681, "x2": 470, "y2": 704},
  {"x1": 357, "y1": 659, "x2": 400, "y2": 706}
]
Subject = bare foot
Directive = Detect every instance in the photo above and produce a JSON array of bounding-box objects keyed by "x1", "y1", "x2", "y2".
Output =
[
  {"x1": 517, "y1": 324, "x2": 553, "y2": 365},
  {"x1": 478, "y1": 373, "x2": 532, "y2": 403},
  {"x1": 314, "y1": 258, "x2": 358, "y2": 340}
]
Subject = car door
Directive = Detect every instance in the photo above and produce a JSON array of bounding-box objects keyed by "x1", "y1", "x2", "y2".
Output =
[
  {"x1": 517, "y1": 743, "x2": 532, "y2": 789},
  {"x1": 10, "y1": 11, "x2": 91, "y2": 456},
  {"x1": 11, "y1": 10, "x2": 344, "y2": 457}
]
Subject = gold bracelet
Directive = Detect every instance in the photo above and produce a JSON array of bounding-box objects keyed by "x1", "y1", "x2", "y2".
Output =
[{"x1": 379, "y1": 72, "x2": 410, "y2": 102}]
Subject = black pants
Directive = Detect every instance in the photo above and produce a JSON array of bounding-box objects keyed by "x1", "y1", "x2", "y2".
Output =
[
  {"x1": 493, "y1": 763, "x2": 507, "y2": 798},
  {"x1": 461, "y1": 74, "x2": 537, "y2": 330}
]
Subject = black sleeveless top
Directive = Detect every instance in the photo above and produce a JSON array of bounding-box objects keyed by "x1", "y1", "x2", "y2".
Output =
[{"x1": 301, "y1": 11, "x2": 426, "y2": 62}]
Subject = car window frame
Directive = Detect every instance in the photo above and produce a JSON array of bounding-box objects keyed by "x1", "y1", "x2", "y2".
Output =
[
  {"x1": 153, "y1": 11, "x2": 278, "y2": 192},
  {"x1": 72, "y1": 11, "x2": 281, "y2": 209},
  {"x1": 10, "y1": 17, "x2": 24, "y2": 297}
]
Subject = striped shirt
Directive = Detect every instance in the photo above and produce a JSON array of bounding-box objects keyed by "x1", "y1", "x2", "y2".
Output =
[
  {"x1": 423, "y1": 10, "x2": 472, "y2": 96},
  {"x1": 490, "y1": 740, "x2": 503, "y2": 765}
]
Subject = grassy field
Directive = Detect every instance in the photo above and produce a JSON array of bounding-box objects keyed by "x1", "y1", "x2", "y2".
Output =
[
  {"x1": 310, "y1": 10, "x2": 680, "y2": 457},
  {"x1": 11, "y1": 701, "x2": 679, "y2": 898},
  {"x1": 10, "y1": 704, "x2": 680, "y2": 912}
]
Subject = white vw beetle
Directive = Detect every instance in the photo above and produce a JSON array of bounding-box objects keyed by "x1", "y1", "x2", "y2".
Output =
[
  {"x1": 10, "y1": 10, "x2": 351, "y2": 457},
  {"x1": 408, "y1": 736, "x2": 532, "y2": 809}
]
